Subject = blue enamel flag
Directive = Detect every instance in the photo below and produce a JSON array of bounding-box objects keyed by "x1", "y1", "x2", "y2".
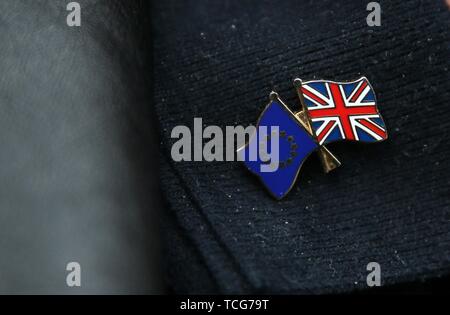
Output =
[
  {"x1": 299, "y1": 77, "x2": 388, "y2": 145},
  {"x1": 238, "y1": 98, "x2": 318, "y2": 199}
]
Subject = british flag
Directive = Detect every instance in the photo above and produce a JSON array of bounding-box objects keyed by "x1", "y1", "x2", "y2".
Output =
[{"x1": 300, "y1": 77, "x2": 388, "y2": 145}]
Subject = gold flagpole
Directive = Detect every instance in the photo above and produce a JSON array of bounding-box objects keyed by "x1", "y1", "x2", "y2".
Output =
[{"x1": 293, "y1": 78, "x2": 341, "y2": 173}]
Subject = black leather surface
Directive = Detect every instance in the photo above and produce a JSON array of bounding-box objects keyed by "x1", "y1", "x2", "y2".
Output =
[{"x1": 0, "y1": 1, "x2": 161, "y2": 294}]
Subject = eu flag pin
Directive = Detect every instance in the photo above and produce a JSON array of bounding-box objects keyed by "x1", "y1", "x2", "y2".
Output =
[{"x1": 238, "y1": 77, "x2": 388, "y2": 199}]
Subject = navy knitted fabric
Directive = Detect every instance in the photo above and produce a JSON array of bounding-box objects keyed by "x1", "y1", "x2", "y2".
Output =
[{"x1": 153, "y1": 0, "x2": 450, "y2": 293}]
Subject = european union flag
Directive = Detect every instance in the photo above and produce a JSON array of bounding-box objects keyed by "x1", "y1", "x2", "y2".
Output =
[{"x1": 238, "y1": 96, "x2": 318, "y2": 199}]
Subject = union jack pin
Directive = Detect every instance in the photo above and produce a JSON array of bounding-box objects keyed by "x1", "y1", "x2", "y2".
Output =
[{"x1": 239, "y1": 77, "x2": 388, "y2": 199}]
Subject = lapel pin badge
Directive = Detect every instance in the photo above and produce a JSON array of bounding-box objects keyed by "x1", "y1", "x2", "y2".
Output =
[{"x1": 238, "y1": 77, "x2": 388, "y2": 199}]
